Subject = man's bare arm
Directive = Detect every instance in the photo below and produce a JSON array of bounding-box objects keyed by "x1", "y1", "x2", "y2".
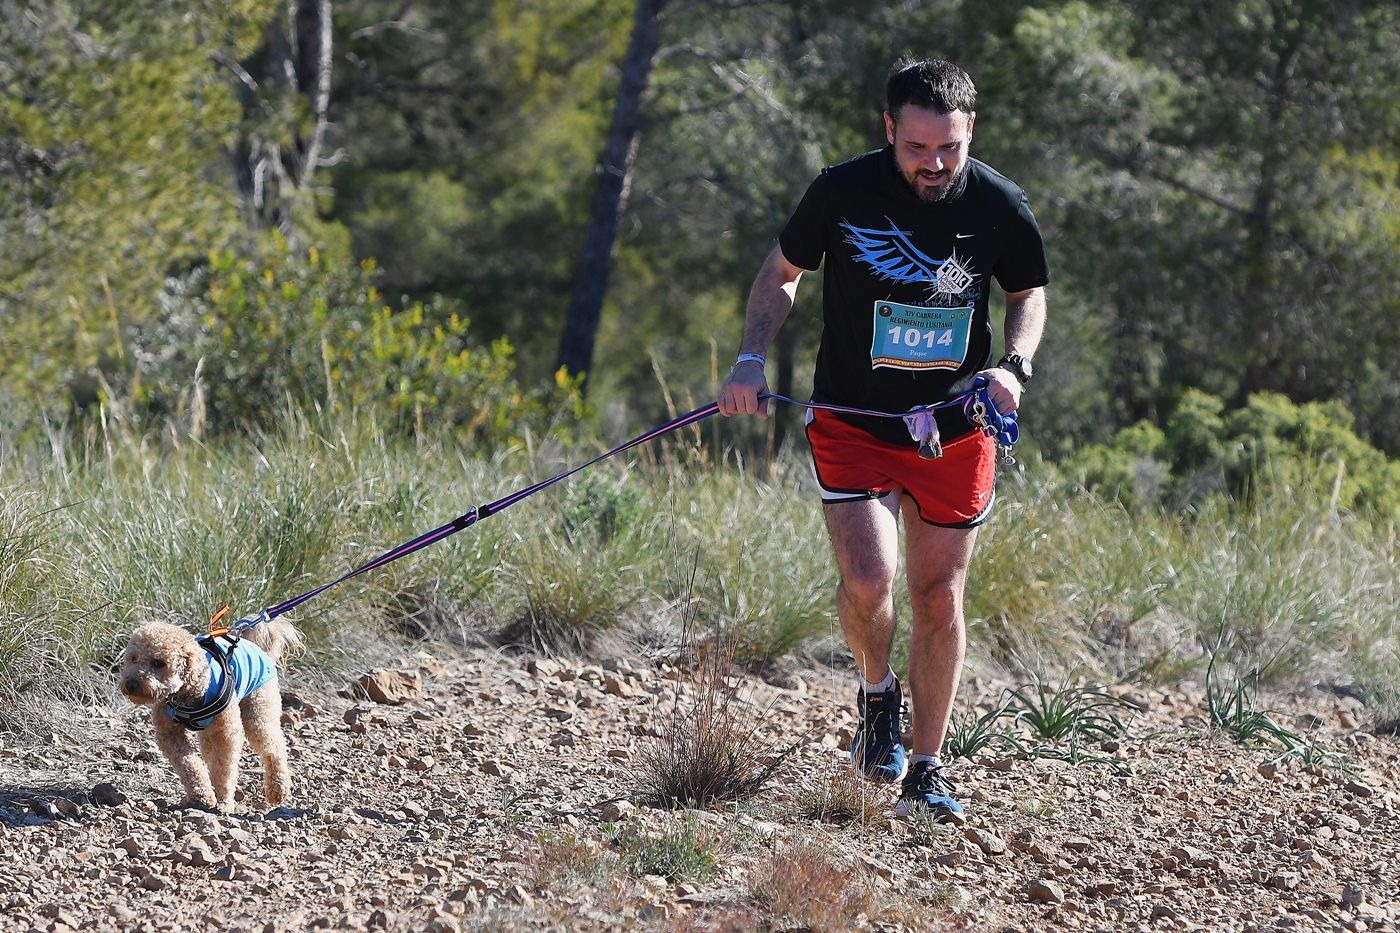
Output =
[
  {"x1": 1003, "y1": 286, "x2": 1046, "y2": 360},
  {"x1": 977, "y1": 285, "x2": 1047, "y2": 413},
  {"x1": 718, "y1": 245, "x2": 805, "y2": 416}
]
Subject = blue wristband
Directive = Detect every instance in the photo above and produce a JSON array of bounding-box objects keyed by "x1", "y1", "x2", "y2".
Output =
[{"x1": 734, "y1": 353, "x2": 766, "y2": 367}]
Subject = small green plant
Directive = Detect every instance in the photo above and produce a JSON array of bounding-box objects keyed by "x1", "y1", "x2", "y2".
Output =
[
  {"x1": 608, "y1": 816, "x2": 719, "y2": 884},
  {"x1": 1004, "y1": 675, "x2": 1137, "y2": 744},
  {"x1": 499, "y1": 524, "x2": 642, "y2": 654},
  {"x1": 1201, "y1": 647, "x2": 1349, "y2": 770},
  {"x1": 943, "y1": 703, "x2": 1027, "y2": 761},
  {"x1": 562, "y1": 472, "x2": 643, "y2": 545}
]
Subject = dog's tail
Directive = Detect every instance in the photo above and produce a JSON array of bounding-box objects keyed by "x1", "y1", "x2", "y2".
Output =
[{"x1": 243, "y1": 618, "x2": 304, "y2": 668}]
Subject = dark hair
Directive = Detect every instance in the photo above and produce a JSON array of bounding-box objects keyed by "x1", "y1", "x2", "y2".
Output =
[{"x1": 885, "y1": 58, "x2": 976, "y2": 118}]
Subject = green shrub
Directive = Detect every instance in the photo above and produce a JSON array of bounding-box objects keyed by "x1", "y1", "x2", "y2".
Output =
[
  {"x1": 563, "y1": 471, "x2": 643, "y2": 545},
  {"x1": 1071, "y1": 389, "x2": 1400, "y2": 520},
  {"x1": 126, "y1": 235, "x2": 585, "y2": 443}
]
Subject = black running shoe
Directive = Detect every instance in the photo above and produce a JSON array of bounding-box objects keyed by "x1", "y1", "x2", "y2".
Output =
[
  {"x1": 849, "y1": 679, "x2": 907, "y2": 783},
  {"x1": 896, "y1": 758, "x2": 965, "y2": 824}
]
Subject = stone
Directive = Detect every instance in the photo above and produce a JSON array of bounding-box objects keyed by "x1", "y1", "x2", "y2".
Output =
[
  {"x1": 91, "y1": 783, "x2": 126, "y2": 807},
  {"x1": 356, "y1": 670, "x2": 423, "y2": 705},
  {"x1": 962, "y1": 827, "x2": 1007, "y2": 856},
  {"x1": 599, "y1": 800, "x2": 636, "y2": 822},
  {"x1": 1027, "y1": 879, "x2": 1064, "y2": 904}
]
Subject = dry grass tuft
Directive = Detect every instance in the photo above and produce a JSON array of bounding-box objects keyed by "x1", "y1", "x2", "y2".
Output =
[
  {"x1": 637, "y1": 565, "x2": 793, "y2": 807},
  {"x1": 749, "y1": 839, "x2": 876, "y2": 931},
  {"x1": 525, "y1": 829, "x2": 617, "y2": 894},
  {"x1": 793, "y1": 767, "x2": 882, "y2": 826}
]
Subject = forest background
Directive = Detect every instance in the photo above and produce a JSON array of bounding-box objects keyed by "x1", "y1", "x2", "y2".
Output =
[{"x1": 2, "y1": 0, "x2": 1399, "y2": 723}]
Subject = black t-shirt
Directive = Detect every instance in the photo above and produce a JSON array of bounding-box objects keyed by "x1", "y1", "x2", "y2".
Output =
[{"x1": 780, "y1": 148, "x2": 1049, "y2": 445}]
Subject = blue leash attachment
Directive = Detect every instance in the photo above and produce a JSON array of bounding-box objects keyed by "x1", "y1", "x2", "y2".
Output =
[
  {"x1": 220, "y1": 384, "x2": 1021, "y2": 629},
  {"x1": 963, "y1": 375, "x2": 1020, "y2": 461}
]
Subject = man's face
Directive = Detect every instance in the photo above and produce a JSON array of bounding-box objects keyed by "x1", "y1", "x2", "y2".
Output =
[{"x1": 884, "y1": 104, "x2": 975, "y2": 204}]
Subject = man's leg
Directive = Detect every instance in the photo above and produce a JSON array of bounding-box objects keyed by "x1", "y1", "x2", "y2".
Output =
[
  {"x1": 823, "y1": 492, "x2": 910, "y2": 782},
  {"x1": 823, "y1": 493, "x2": 902, "y2": 682},
  {"x1": 900, "y1": 500, "x2": 979, "y2": 758}
]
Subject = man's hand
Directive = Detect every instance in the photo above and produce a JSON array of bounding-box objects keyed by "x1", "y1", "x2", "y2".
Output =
[
  {"x1": 976, "y1": 366, "x2": 1024, "y2": 414},
  {"x1": 718, "y1": 360, "x2": 768, "y2": 417}
]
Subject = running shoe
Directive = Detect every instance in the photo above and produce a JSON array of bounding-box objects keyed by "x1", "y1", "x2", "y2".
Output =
[
  {"x1": 849, "y1": 679, "x2": 907, "y2": 783},
  {"x1": 895, "y1": 758, "x2": 965, "y2": 823}
]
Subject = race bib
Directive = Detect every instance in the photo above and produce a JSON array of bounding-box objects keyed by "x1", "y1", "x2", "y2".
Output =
[{"x1": 870, "y1": 300, "x2": 972, "y2": 371}]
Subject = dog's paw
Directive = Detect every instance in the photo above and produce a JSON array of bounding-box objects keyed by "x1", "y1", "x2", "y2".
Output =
[{"x1": 178, "y1": 798, "x2": 220, "y2": 813}]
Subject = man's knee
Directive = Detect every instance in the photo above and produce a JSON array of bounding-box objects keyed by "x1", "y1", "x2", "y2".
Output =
[
  {"x1": 909, "y1": 576, "x2": 966, "y2": 616},
  {"x1": 838, "y1": 568, "x2": 896, "y2": 611}
]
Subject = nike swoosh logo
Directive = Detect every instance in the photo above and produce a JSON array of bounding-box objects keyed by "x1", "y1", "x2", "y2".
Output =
[{"x1": 955, "y1": 233, "x2": 974, "y2": 239}]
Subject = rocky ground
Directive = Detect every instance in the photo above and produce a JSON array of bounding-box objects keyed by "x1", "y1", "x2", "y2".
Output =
[{"x1": 1, "y1": 646, "x2": 1397, "y2": 932}]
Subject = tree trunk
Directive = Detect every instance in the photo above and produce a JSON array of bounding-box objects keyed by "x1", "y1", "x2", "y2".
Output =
[
  {"x1": 234, "y1": 0, "x2": 333, "y2": 240},
  {"x1": 555, "y1": 0, "x2": 666, "y2": 383},
  {"x1": 1238, "y1": 16, "x2": 1305, "y2": 399}
]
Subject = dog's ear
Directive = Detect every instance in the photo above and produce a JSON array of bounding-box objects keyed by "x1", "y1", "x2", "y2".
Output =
[{"x1": 179, "y1": 639, "x2": 206, "y2": 691}]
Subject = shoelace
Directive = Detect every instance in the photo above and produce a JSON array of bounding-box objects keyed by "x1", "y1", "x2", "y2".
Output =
[{"x1": 911, "y1": 762, "x2": 958, "y2": 797}]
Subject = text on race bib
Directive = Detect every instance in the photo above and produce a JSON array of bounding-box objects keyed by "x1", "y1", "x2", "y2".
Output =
[{"x1": 869, "y1": 300, "x2": 972, "y2": 371}]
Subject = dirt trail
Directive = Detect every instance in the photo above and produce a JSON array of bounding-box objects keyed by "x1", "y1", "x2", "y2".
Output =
[{"x1": 2, "y1": 649, "x2": 1397, "y2": 932}]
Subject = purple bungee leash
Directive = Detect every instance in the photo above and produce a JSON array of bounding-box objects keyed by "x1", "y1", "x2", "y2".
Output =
[{"x1": 220, "y1": 378, "x2": 1017, "y2": 635}]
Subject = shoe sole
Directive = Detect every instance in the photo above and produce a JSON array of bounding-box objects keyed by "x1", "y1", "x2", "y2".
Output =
[{"x1": 894, "y1": 798, "x2": 967, "y2": 824}]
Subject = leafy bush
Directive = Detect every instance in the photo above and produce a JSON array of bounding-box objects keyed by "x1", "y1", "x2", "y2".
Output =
[
  {"x1": 127, "y1": 235, "x2": 585, "y2": 443},
  {"x1": 562, "y1": 472, "x2": 643, "y2": 545},
  {"x1": 1071, "y1": 388, "x2": 1400, "y2": 519}
]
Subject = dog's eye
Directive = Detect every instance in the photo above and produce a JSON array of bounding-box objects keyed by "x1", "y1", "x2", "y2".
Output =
[{"x1": 152, "y1": 659, "x2": 167, "y2": 671}]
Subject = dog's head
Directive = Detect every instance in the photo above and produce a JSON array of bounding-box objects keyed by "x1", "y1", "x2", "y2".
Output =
[{"x1": 118, "y1": 622, "x2": 207, "y2": 705}]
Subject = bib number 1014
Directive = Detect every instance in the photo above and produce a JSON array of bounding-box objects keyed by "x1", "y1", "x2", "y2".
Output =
[{"x1": 886, "y1": 325, "x2": 955, "y2": 349}]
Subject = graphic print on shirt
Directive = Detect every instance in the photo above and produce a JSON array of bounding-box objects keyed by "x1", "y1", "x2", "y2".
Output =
[{"x1": 841, "y1": 218, "x2": 982, "y2": 371}]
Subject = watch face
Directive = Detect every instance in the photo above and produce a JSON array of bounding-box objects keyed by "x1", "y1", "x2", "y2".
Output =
[{"x1": 1000, "y1": 356, "x2": 1031, "y2": 383}]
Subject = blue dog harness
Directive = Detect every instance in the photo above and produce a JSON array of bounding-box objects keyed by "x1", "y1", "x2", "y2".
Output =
[{"x1": 164, "y1": 634, "x2": 276, "y2": 731}]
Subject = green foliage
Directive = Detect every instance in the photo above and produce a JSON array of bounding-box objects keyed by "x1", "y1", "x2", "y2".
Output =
[
  {"x1": 0, "y1": 494, "x2": 84, "y2": 730},
  {"x1": 563, "y1": 472, "x2": 643, "y2": 545},
  {"x1": 607, "y1": 816, "x2": 719, "y2": 884},
  {"x1": 0, "y1": 0, "x2": 275, "y2": 416},
  {"x1": 1003, "y1": 677, "x2": 1137, "y2": 745},
  {"x1": 1071, "y1": 389, "x2": 1400, "y2": 520},
  {"x1": 1200, "y1": 646, "x2": 1348, "y2": 771},
  {"x1": 128, "y1": 236, "x2": 586, "y2": 442},
  {"x1": 942, "y1": 704, "x2": 1027, "y2": 762}
]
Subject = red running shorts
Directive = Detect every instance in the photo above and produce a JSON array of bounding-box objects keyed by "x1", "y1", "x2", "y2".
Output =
[{"x1": 805, "y1": 409, "x2": 997, "y2": 527}]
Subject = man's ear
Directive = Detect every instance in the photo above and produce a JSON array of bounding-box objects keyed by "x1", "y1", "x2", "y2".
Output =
[
  {"x1": 883, "y1": 110, "x2": 897, "y2": 145},
  {"x1": 966, "y1": 110, "x2": 976, "y2": 140}
]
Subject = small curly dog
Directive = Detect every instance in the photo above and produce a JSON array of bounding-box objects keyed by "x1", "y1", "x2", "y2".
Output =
[{"x1": 118, "y1": 618, "x2": 302, "y2": 810}]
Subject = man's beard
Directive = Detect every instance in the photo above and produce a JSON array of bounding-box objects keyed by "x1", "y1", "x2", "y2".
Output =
[{"x1": 903, "y1": 163, "x2": 965, "y2": 204}]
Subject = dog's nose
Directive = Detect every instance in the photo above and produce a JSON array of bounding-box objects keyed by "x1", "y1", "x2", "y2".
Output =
[{"x1": 123, "y1": 678, "x2": 140, "y2": 696}]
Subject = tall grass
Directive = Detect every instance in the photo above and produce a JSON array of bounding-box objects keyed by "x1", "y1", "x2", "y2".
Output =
[{"x1": 0, "y1": 406, "x2": 1396, "y2": 730}]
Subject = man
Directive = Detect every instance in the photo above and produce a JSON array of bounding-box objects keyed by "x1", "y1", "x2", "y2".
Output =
[{"x1": 717, "y1": 58, "x2": 1048, "y2": 822}]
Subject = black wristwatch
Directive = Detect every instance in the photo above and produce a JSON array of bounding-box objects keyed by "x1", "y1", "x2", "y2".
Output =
[{"x1": 997, "y1": 353, "x2": 1033, "y2": 386}]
